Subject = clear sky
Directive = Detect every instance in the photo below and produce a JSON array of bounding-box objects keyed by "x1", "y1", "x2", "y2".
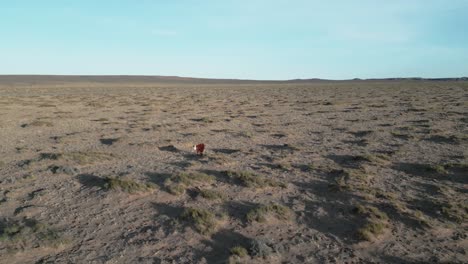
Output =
[{"x1": 1, "y1": 0, "x2": 467, "y2": 80}]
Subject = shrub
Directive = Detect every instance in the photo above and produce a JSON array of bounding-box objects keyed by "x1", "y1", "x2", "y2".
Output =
[
  {"x1": 357, "y1": 221, "x2": 386, "y2": 241},
  {"x1": 227, "y1": 171, "x2": 285, "y2": 188},
  {"x1": 40, "y1": 151, "x2": 115, "y2": 165},
  {"x1": 230, "y1": 246, "x2": 248, "y2": 257},
  {"x1": 29, "y1": 120, "x2": 54, "y2": 127},
  {"x1": 275, "y1": 163, "x2": 292, "y2": 171},
  {"x1": 358, "y1": 153, "x2": 390, "y2": 164},
  {"x1": 164, "y1": 172, "x2": 215, "y2": 195},
  {"x1": 103, "y1": 177, "x2": 154, "y2": 193},
  {"x1": 166, "y1": 183, "x2": 186, "y2": 195},
  {"x1": 0, "y1": 218, "x2": 62, "y2": 247},
  {"x1": 352, "y1": 204, "x2": 389, "y2": 241},
  {"x1": 180, "y1": 207, "x2": 218, "y2": 235},
  {"x1": 352, "y1": 204, "x2": 388, "y2": 221},
  {"x1": 249, "y1": 239, "x2": 273, "y2": 258},
  {"x1": 198, "y1": 189, "x2": 225, "y2": 200},
  {"x1": 246, "y1": 203, "x2": 292, "y2": 223},
  {"x1": 425, "y1": 164, "x2": 447, "y2": 174},
  {"x1": 441, "y1": 202, "x2": 467, "y2": 223}
]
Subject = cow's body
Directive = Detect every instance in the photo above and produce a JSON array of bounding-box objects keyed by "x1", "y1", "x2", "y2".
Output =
[{"x1": 193, "y1": 144, "x2": 205, "y2": 155}]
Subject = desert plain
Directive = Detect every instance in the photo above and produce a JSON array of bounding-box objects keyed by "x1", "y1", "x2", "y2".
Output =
[{"x1": 0, "y1": 76, "x2": 467, "y2": 263}]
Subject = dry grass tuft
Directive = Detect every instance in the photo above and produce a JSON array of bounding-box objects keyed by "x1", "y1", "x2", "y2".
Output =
[
  {"x1": 164, "y1": 172, "x2": 215, "y2": 195},
  {"x1": 352, "y1": 204, "x2": 389, "y2": 241},
  {"x1": 246, "y1": 203, "x2": 293, "y2": 223},
  {"x1": 40, "y1": 151, "x2": 115, "y2": 165},
  {"x1": 230, "y1": 246, "x2": 249, "y2": 257},
  {"x1": 359, "y1": 153, "x2": 391, "y2": 164},
  {"x1": 28, "y1": 120, "x2": 54, "y2": 127},
  {"x1": 328, "y1": 168, "x2": 372, "y2": 192},
  {"x1": 180, "y1": 207, "x2": 218, "y2": 235},
  {"x1": 357, "y1": 221, "x2": 386, "y2": 241},
  {"x1": 0, "y1": 218, "x2": 63, "y2": 248},
  {"x1": 198, "y1": 189, "x2": 225, "y2": 200},
  {"x1": 227, "y1": 171, "x2": 286, "y2": 188},
  {"x1": 441, "y1": 202, "x2": 467, "y2": 223},
  {"x1": 103, "y1": 177, "x2": 155, "y2": 193}
]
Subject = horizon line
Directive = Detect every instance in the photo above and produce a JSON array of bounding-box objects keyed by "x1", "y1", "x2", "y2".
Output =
[{"x1": 0, "y1": 74, "x2": 467, "y2": 82}]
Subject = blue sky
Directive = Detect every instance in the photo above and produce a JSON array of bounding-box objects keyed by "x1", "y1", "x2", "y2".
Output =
[{"x1": 1, "y1": 0, "x2": 467, "y2": 80}]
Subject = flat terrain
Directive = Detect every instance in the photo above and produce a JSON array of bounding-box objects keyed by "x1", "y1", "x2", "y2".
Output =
[{"x1": 0, "y1": 77, "x2": 467, "y2": 263}]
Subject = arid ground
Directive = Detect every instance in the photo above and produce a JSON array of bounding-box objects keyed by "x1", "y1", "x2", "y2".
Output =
[{"x1": 0, "y1": 76, "x2": 467, "y2": 263}]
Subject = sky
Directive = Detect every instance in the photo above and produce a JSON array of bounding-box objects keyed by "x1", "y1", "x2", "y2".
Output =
[{"x1": 1, "y1": 0, "x2": 467, "y2": 80}]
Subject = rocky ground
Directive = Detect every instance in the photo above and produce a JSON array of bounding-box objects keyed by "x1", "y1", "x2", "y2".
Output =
[{"x1": 0, "y1": 78, "x2": 467, "y2": 263}]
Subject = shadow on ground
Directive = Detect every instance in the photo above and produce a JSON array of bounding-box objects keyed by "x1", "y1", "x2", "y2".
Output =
[
  {"x1": 194, "y1": 229, "x2": 252, "y2": 264},
  {"x1": 76, "y1": 174, "x2": 106, "y2": 189},
  {"x1": 393, "y1": 162, "x2": 467, "y2": 184}
]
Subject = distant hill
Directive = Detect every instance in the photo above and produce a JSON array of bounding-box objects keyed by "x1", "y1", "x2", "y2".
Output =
[{"x1": 0, "y1": 75, "x2": 466, "y2": 86}]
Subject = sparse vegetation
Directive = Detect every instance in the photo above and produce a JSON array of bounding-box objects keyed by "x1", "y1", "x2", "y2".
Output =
[
  {"x1": 173, "y1": 172, "x2": 215, "y2": 185},
  {"x1": 350, "y1": 130, "x2": 374, "y2": 137},
  {"x1": 28, "y1": 120, "x2": 54, "y2": 127},
  {"x1": 352, "y1": 204, "x2": 389, "y2": 241},
  {"x1": 64, "y1": 152, "x2": 115, "y2": 165},
  {"x1": 22, "y1": 174, "x2": 36, "y2": 181},
  {"x1": 200, "y1": 117, "x2": 213, "y2": 123},
  {"x1": 166, "y1": 183, "x2": 186, "y2": 195},
  {"x1": 198, "y1": 189, "x2": 225, "y2": 200},
  {"x1": 92, "y1": 118, "x2": 109, "y2": 122},
  {"x1": 300, "y1": 163, "x2": 315, "y2": 171},
  {"x1": 328, "y1": 168, "x2": 372, "y2": 192},
  {"x1": 328, "y1": 174, "x2": 349, "y2": 192},
  {"x1": 275, "y1": 163, "x2": 292, "y2": 171},
  {"x1": 249, "y1": 239, "x2": 274, "y2": 258},
  {"x1": 2, "y1": 77, "x2": 467, "y2": 263},
  {"x1": 0, "y1": 218, "x2": 62, "y2": 247},
  {"x1": 227, "y1": 171, "x2": 285, "y2": 188},
  {"x1": 180, "y1": 207, "x2": 218, "y2": 235},
  {"x1": 238, "y1": 131, "x2": 253, "y2": 138},
  {"x1": 379, "y1": 191, "x2": 429, "y2": 229},
  {"x1": 39, "y1": 151, "x2": 115, "y2": 165},
  {"x1": 192, "y1": 117, "x2": 213, "y2": 123},
  {"x1": 164, "y1": 172, "x2": 215, "y2": 195},
  {"x1": 211, "y1": 154, "x2": 233, "y2": 166},
  {"x1": 441, "y1": 202, "x2": 467, "y2": 223},
  {"x1": 246, "y1": 203, "x2": 293, "y2": 223},
  {"x1": 391, "y1": 131, "x2": 413, "y2": 140},
  {"x1": 411, "y1": 210, "x2": 431, "y2": 227},
  {"x1": 426, "y1": 134, "x2": 460, "y2": 144},
  {"x1": 230, "y1": 246, "x2": 248, "y2": 257},
  {"x1": 284, "y1": 143, "x2": 300, "y2": 151},
  {"x1": 444, "y1": 162, "x2": 468, "y2": 171},
  {"x1": 38, "y1": 104, "x2": 56, "y2": 108},
  {"x1": 357, "y1": 153, "x2": 390, "y2": 164},
  {"x1": 357, "y1": 221, "x2": 386, "y2": 241},
  {"x1": 103, "y1": 177, "x2": 155, "y2": 193},
  {"x1": 386, "y1": 195, "x2": 407, "y2": 213},
  {"x1": 422, "y1": 164, "x2": 447, "y2": 174},
  {"x1": 346, "y1": 168, "x2": 371, "y2": 180},
  {"x1": 353, "y1": 204, "x2": 388, "y2": 220}
]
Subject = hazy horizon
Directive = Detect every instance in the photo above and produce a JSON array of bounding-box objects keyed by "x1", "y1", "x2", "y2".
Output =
[{"x1": 0, "y1": 74, "x2": 467, "y2": 82}]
